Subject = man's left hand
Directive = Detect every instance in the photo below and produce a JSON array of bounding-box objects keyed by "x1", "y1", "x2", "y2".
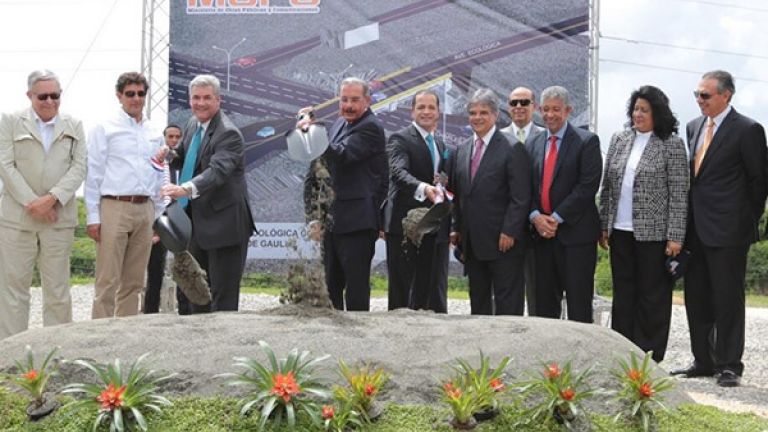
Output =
[{"x1": 499, "y1": 233, "x2": 515, "y2": 252}]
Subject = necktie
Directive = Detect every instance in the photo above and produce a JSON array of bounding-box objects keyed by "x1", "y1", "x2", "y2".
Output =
[
  {"x1": 178, "y1": 125, "x2": 203, "y2": 208},
  {"x1": 425, "y1": 133, "x2": 437, "y2": 172},
  {"x1": 694, "y1": 118, "x2": 715, "y2": 176},
  {"x1": 516, "y1": 128, "x2": 526, "y2": 143},
  {"x1": 541, "y1": 135, "x2": 558, "y2": 214},
  {"x1": 470, "y1": 137, "x2": 484, "y2": 181}
]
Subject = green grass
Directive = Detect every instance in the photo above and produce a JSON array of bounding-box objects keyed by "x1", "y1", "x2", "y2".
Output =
[{"x1": 1, "y1": 386, "x2": 766, "y2": 431}]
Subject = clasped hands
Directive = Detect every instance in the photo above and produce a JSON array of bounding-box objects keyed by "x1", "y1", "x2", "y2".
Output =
[
  {"x1": 25, "y1": 194, "x2": 58, "y2": 223},
  {"x1": 533, "y1": 214, "x2": 558, "y2": 239}
]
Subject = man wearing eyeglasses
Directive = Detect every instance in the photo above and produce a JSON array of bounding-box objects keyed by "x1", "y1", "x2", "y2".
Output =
[
  {"x1": 0, "y1": 70, "x2": 86, "y2": 339},
  {"x1": 500, "y1": 86, "x2": 545, "y2": 315},
  {"x1": 670, "y1": 70, "x2": 767, "y2": 387},
  {"x1": 85, "y1": 72, "x2": 165, "y2": 319}
]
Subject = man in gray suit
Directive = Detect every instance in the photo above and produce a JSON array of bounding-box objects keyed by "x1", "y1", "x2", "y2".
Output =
[
  {"x1": 163, "y1": 74, "x2": 254, "y2": 314},
  {"x1": 500, "y1": 86, "x2": 544, "y2": 315},
  {"x1": 449, "y1": 88, "x2": 531, "y2": 315}
]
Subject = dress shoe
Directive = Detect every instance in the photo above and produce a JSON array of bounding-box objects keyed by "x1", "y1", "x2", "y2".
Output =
[
  {"x1": 717, "y1": 370, "x2": 740, "y2": 387},
  {"x1": 669, "y1": 364, "x2": 715, "y2": 377}
]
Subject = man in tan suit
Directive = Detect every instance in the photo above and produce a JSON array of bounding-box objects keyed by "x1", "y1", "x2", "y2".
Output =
[{"x1": 0, "y1": 69, "x2": 87, "y2": 339}]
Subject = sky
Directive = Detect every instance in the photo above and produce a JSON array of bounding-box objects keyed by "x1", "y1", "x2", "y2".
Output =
[{"x1": 0, "y1": 0, "x2": 766, "y2": 147}]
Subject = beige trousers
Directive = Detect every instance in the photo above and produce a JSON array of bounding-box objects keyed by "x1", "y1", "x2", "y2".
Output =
[
  {"x1": 0, "y1": 225, "x2": 75, "y2": 340},
  {"x1": 92, "y1": 198, "x2": 154, "y2": 319}
]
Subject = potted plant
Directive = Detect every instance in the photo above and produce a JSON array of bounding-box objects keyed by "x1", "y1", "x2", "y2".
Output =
[
  {"x1": 5, "y1": 346, "x2": 60, "y2": 420},
  {"x1": 452, "y1": 351, "x2": 510, "y2": 421},
  {"x1": 62, "y1": 353, "x2": 174, "y2": 432},
  {"x1": 333, "y1": 359, "x2": 389, "y2": 422},
  {"x1": 220, "y1": 340, "x2": 331, "y2": 431},
  {"x1": 517, "y1": 361, "x2": 596, "y2": 429},
  {"x1": 611, "y1": 351, "x2": 675, "y2": 432}
]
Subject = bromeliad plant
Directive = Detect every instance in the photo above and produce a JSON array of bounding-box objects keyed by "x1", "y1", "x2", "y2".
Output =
[
  {"x1": 61, "y1": 353, "x2": 174, "y2": 432},
  {"x1": 221, "y1": 340, "x2": 331, "y2": 431},
  {"x1": 319, "y1": 401, "x2": 364, "y2": 432},
  {"x1": 333, "y1": 359, "x2": 389, "y2": 421},
  {"x1": 611, "y1": 351, "x2": 675, "y2": 432},
  {"x1": 517, "y1": 361, "x2": 595, "y2": 428},
  {"x1": 451, "y1": 351, "x2": 510, "y2": 415},
  {"x1": 5, "y1": 345, "x2": 59, "y2": 409},
  {"x1": 440, "y1": 377, "x2": 481, "y2": 429}
]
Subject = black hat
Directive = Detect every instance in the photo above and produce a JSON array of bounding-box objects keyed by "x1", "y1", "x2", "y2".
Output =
[
  {"x1": 153, "y1": 201, "x2": 192, "y2": 253},
  {"x1": 665, "y1": 249, "x2": 690, "y2": 281}
]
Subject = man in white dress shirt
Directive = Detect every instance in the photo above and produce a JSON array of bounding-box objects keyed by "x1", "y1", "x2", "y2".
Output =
[
  {"x1": 0, "y1": 69, "x2": 86, "y2": 339},
  {"x1": 85, "y1": 72, "x2": 164, "y2": 318}
]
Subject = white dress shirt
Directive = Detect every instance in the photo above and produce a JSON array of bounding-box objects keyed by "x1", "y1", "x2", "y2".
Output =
[
  {"x1": 693, "y1": 105, "x2": 731, "y2": 159},
  {"x1": 614, "y1": 130, "x2": 652, "y2": 231},
  {"x1": 85, "y1": 109, "x2": 165, "y2": 224},
  {"x1": 33, "y1": 111, "x2": 57, "y2": 153}
]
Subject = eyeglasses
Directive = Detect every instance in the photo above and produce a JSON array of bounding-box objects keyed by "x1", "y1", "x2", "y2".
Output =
[
  {"x1": 34, "y1": 92, "x2": 61, "y2": 101},
  {"x1": 693, "y1": 90, "x2": 713, "y2": 100},
  {"x1": 508, "y1": 99, "x2": 532, "y2": 107},
  {"x1": 123, "y1": 90, "x2": 147, "y2": 98}
]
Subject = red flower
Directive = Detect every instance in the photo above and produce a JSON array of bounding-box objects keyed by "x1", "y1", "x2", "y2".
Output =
[
  {"x1": 97, "y1": 383, "x2": 126, "y2": 411},
  {"x1": 443, "y1": 382, "x2": 455, "y2": 393},
  {"x1": 627, "y1": 368, "x2": 643, "y2": 382},
  {"x1": 22, "y1": 369, "x2": 38, "y2": 381},
  {"x1": 544, "y1": 363, "x2": 561, "y2": 379},
  {"x1": 270, "y1": 372, "x2": 301, "y2": 403},
  {"x1": 364, "y1": 383, "x2": 377, "y2": 397},
  {"x1": 489, "y1": 378, "x2": 505, "y2": 392},
  {"x1": 638, "y1": 382, "x2": 654, "y2": 399},
  {"x1": 559, "y1": 388, "x2": 575, "y2": 401},
  {"x1": 321, "y1": 405, "x2": 335, "y2": 420}
]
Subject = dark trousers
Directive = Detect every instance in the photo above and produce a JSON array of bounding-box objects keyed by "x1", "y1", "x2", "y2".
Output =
[
  {"x1": 385, "y1": 233, "x2": 448, "y2": 313},
  {"x1": 609, "y1": 230, "x2": 673, "y2": 362},
  {"x1": 143, "y1": 241, "x2": 167, "y2": 314},
  {"x1": 177, "y1": 236, "x2": 249, "y2": 315},
  {"x1": 524, "y1": 244, "x2": 537, "y2": 315},
  {"x1": 465, "y1": 242, "x2": 525, "y2": 315},
  {"x1": 324, "y1": 229, "x2": 377, "y2": 311},
  {"x1": 684, "y1": 227, "x2": 748, "y2": 375},
  {"x1": 534, "y1": 238, "x2": 596, "y2": 323}
]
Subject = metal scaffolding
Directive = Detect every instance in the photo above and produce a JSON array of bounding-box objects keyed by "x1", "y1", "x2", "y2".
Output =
[
  {"x1": 141, "y1": 0, "x2": 170, "y2": 122},
  {"x1": 588, "y1": 0, "x2": 600, "y2": 133}
]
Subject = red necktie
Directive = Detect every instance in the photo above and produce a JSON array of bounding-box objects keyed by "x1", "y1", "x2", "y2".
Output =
[
  {"x1": 470, "y1": 137, "x2": 484, "y2": 181},
  {"x1": 541, "y1": 135, "x2": 558, "y2": 214}
]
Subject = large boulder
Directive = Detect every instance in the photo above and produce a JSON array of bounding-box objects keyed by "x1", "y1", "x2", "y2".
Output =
[{"x1": 0, "y1": 307, "x2": 692, "y2": 412}]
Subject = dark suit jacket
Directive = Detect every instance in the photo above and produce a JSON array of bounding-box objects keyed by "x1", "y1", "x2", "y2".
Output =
[
  {"x1": 529, "y1": 123, "x2": 602, "y2": 245},
  {"x1": 687, "y1": 108, "x2": 767, "y2": 246},
  {"x1": 173, "y1": 110, "x2": 254, "y2": 250},
  {"x1": 450, "y1": 129, "x2": 531, "y2": 261},
  {"x1": 324, "y1": 108, "x2": 388, "y2": 234},
  {"x1": 383, "y1": 125, "x2": 447, "y2": 236}
]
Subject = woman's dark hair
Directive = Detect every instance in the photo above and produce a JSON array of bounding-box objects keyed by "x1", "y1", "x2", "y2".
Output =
[{"x1": 626, "y1": 85, "x2": 679, "y2": 140}]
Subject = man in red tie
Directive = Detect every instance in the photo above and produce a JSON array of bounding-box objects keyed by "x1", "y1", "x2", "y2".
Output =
[
  {"x1": 528, "y1": 86, "x2": 602, "y2": 323},
  {"x1": 448, "y1": 88, "x2": 531, "y2": 315}
]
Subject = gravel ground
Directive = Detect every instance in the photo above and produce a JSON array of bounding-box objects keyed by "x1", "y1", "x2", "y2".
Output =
[{"x1": 22, "y1": 285, "x2": 768, "y2": 416}]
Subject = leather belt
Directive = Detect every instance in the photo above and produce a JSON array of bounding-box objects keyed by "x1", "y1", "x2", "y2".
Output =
[{"x1": 102, "y1": 195, "x2": 150, "y2": 204}]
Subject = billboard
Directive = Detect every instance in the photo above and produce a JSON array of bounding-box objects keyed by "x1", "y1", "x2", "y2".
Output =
[{"x1": 170, "y1": 0, "x2": 590, "y2": 260}]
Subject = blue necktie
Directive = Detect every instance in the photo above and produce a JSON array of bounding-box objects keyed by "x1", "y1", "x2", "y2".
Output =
[
  {"x1": 178, "y1": 125, "x2": 203, "y2": 208},
  {"x1": 425, "y1": 133, "x2": 437, "y2": 172}
]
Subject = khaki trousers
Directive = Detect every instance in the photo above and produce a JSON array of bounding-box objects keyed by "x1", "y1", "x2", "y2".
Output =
[
  {"x1": 92, "y1": 198, "x2": 154, "y2": 319},
  {"x1": 0, "y1": 225, "x2": 75, "y2": 340}
]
